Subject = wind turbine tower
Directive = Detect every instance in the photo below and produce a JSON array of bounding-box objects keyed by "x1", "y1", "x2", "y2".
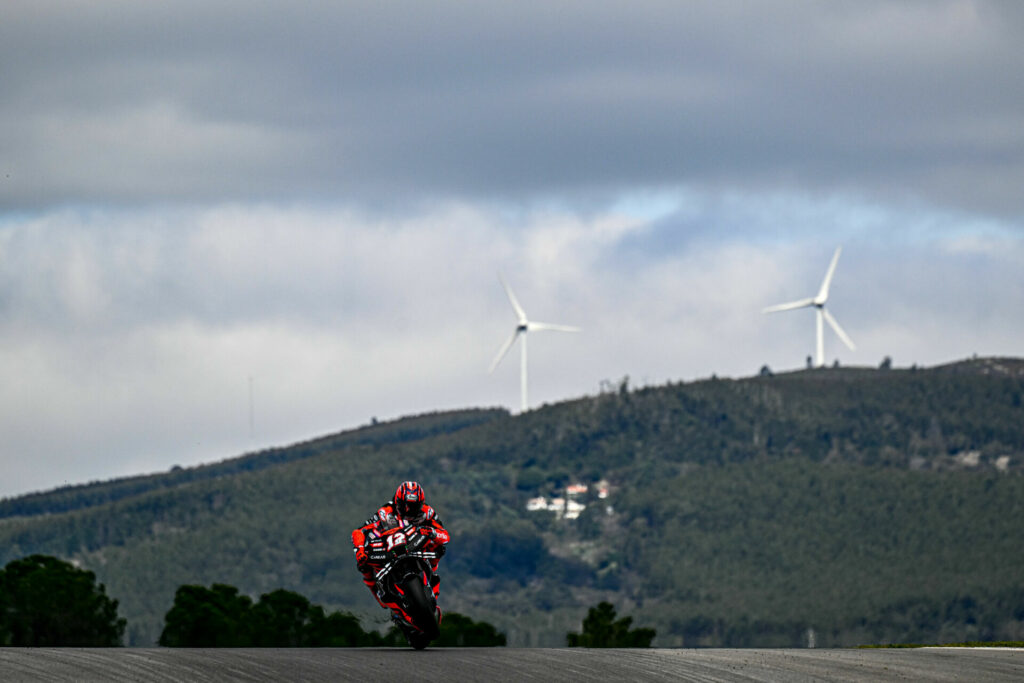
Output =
[
  {"x1": 764, "y1": 246, "x2": 856, "y2": 368},
  {"x1": 489, "y1": 274, "x2": 581, "y2": 412}
]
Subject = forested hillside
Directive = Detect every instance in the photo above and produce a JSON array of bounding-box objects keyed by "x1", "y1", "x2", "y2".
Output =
[{"x1": 1, "y1": 357, "x2": 1022, "y2": 647}]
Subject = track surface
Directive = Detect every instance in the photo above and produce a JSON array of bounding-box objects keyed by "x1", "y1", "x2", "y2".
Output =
[{"x1": 1, "y1": 647, "x2": 1021, "y2": 682}]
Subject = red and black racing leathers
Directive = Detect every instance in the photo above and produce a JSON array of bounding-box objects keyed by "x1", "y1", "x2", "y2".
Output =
[{"x1": 351, "y1": 501, "x2": 450, "y2": 607}]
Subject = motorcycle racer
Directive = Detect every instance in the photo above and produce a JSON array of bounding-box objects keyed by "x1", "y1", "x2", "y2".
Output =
[{"x1": 351, "y1": 481, "x2": 450, "y2": 612}]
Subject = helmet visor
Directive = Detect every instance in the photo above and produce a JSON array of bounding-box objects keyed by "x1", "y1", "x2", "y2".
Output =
[{"x1": 398, "y1": 499, "x2": 423, "y2": 519}]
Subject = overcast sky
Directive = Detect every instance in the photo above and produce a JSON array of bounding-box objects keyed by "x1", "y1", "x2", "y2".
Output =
[{"x1": 1, "y1": 1, "x2": 1022, "y2": 498}]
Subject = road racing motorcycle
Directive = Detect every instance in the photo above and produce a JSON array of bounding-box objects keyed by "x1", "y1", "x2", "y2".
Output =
[{"x1": 364, "y1": 517, "x2": 444, "y2": 649}]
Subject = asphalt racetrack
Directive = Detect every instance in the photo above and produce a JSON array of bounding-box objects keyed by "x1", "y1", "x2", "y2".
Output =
[{"x1": 1, "y1": 647, "x2": 1022, "y2": 682}]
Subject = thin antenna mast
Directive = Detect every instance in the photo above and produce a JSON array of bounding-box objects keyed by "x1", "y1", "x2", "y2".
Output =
[{"x1": 248, "y1": 376, "x2": 255, "y2": 442}]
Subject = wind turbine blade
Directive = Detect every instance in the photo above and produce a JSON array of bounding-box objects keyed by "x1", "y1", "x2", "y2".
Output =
[
  {"x1": 528, "y1": 321, "x2": 582, "y2": 333},
  {"x1": 489, "y1": 330, "x2": 520, "y2": 373},
  {"x1": 816, "y1": 246, "x2": 842, "y2": 303},
  {"x1": 822, "y1": 308, "x2": 856, "y2": 351},
  {"x1": 763, "y1": 298, "x2": 816, "y2": 314},
  {"x1": 498, "y1": 273, "x2": 528, "y2": 323}
]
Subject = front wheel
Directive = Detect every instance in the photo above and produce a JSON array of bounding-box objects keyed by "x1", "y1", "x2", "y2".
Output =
[
  {"x1": 402, "y1": 577, "x2": 440, "y2": 645},
  {"x1": 407, "y1": 630, "x2": 432, "y2": 650}
]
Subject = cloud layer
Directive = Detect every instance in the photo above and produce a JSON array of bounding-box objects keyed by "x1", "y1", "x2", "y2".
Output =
[
  {"x1": 1, "y1": 2, "x2": 1023, "y2": 497},
  {"x1": 3, "y1": 1, "x2": 1024, "y2": 215}
]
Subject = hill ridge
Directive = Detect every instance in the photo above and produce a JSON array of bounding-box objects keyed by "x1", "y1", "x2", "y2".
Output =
[
  {"x1": 1, "y1": 355, "x2": 1022, "y2": 647},
  {"x1": 0, "y1": 407, "x2": 506, "y2": 519}
]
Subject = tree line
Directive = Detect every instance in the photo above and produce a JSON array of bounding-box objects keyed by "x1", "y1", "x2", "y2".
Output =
[
  {"x1": 0, "y1": 555, "x2": 505, "y2": 647},
  {"x1": 1, "y1": 555, "x2": 658, "y2": 648}
]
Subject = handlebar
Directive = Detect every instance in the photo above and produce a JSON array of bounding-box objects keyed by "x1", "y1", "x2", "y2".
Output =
[{"x1": 364, "y1": 523, "x2": 440, "y2": 565}]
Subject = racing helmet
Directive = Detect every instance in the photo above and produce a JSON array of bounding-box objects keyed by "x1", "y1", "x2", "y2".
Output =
[{"x1": 394, "y1": 481, "x2": 426, "y2": 522}]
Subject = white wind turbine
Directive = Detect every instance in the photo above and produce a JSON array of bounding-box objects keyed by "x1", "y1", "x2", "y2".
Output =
[
  {"x1": 763, "y1": 246, "x2": 856, "y2": 368},
  {"x1": 489, "y1": 274, "x2": 581, "y2": 412}
]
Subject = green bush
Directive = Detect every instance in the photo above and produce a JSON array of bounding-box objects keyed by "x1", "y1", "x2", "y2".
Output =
[
  {"x1": 159, "y1": 584, "x2": 378, "y2": 647},
  {"x1": 0, "y1": 554, "x2": 126, "y2": 646},
  {"x1": 436, "y1": 612, "x2": 507, "y2": 646},
  {"x1": 566, "y1": 602, "x2": 655, "y2": 647}
]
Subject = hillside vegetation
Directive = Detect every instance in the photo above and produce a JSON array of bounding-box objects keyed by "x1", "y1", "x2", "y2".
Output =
[{"x1": 1, "y1": 357, "x2": 1022, "y2": 647}]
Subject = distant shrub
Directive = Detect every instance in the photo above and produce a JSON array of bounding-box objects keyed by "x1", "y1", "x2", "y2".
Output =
[
  {"x1": 435, "y1": 612, "x2": 507, "y2": 646},
  {"x1": 0, "y1": 554, "x2": 126, "y2": 646},
  {"x1": 566, "y1": 602, "x2": 655, "y2": 648},
  {"x1": 159, "y1": 584, "x2": 378, "y2": 647}
]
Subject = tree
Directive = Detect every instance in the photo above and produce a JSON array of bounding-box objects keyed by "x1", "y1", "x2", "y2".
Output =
[
  {"x1": 158, "y1": 584, "x2": 254, "y2": 647},
  {"x1": 435, "y1": 612, "x2": 507, "y2": 646},
  {"x1": 304, "y1": 607, "x2": 378, "y2": 647},
  {"x1": 566, "y1": 602, "x2": 656, "y2": 647},
  {"x1": 251, "y1": 588, "x2": 378, "y2": 647},
  {"x1": 159, "y1": 583, "x2": 382, "y2": 647},
  {"x1": 250, "y1": 589, "x2": 313, "y2": 647},
  {"x1": 0, "y1": 554, "x2": 126, "y2": 646}
]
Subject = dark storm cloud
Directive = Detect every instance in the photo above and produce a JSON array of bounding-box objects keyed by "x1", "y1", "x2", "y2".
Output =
[{"x1": 2, "y1": 1, "x2": 1023, "y2": 216}]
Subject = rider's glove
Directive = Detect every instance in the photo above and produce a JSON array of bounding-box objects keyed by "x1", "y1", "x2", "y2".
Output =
[
  {"x1": 419, "y1": 526, "x2": 436, "y2": 538},
  {"x1": 354, "y1": 547, "x2": 370, "y2": 572}
]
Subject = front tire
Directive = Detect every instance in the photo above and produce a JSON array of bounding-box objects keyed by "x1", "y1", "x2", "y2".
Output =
[
  {"x1": 402, "y1": 577, "x2": 440, "y2": 645},
  {"x1": 407, "y1": 630, "x2": 432, "y2": 650}
]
